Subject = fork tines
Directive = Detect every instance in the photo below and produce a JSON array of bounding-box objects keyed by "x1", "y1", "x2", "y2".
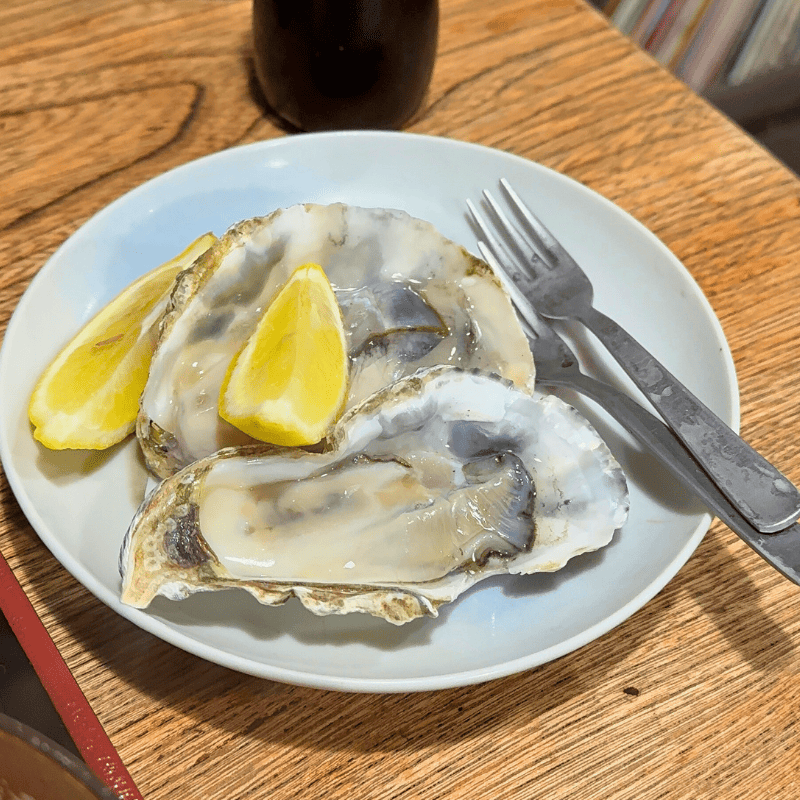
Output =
[
  {"x1": 497, "y1": 178, "x2": 563, "y2": 260},
  {"x1": 465, "y1": 198, "x2": 538, "y2": 332}
]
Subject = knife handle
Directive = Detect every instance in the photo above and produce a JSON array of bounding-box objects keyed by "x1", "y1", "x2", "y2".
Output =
[
  {"x1": 579, "y1": 304, "x2": 800, "y2": 534},
  {"x1": 548, "y1": 369, "x2": 800, "y2": 585}
]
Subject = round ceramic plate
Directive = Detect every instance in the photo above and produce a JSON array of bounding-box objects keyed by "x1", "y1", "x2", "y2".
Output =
[{"x1": 0, "y1": 132, "x2": 738, "y2": 692}]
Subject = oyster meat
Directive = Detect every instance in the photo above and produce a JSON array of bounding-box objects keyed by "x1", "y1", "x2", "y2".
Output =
[
  {"x1": 120, "y1": 367, "x2": 629, "y2": 625},
  {"x1": 138, "y1": 204, "x2": 535, "y2": 478}
]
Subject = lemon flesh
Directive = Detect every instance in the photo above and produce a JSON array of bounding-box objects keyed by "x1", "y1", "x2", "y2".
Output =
[
  {"x1": 28, "y1": 233, "x2": 217, "y2": 450},
  {"x1": 219, "y1": 262, "x2": 349, "y2": 447}
]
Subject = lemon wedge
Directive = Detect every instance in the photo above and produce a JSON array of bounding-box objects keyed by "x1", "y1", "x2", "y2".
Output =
[
  {"x1": 28, "y1": 232, "x2": 217, "y2": 450},
  {"x1": 219, "y1": 262, "x2": 349, "y2": 447}
]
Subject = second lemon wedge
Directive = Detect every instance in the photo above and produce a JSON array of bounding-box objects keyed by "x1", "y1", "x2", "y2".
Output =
[
  {"x1": 28, "y1": 232, "x2": 217, "y2": 450},
  {"x1": 219, "y1": 262, "x2": 349, "y2": 447}
]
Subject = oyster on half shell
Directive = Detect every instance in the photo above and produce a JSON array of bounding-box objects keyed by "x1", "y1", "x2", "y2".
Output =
[
  {"x1": 120, "y1": 367, "x2": 629, "y2": 625},
  {"x1": 138, "y1": 204, "x2": 535, "y2": 478}
]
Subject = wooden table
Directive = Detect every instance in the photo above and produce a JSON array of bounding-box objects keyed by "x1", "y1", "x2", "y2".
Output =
[{"x1": 2, "y1": 1, "x2": 800, "y2": 798}]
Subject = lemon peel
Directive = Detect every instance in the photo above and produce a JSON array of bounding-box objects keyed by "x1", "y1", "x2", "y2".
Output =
[
  {"x1": 219, "y1": 262, "x2": 349, "y2": 447},
  {"x1": 28, "y1": 232, "x2": 217, "y2": 450}
]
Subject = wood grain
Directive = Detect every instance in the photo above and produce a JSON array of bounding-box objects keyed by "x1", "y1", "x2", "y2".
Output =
[{"x1": 2, "y1": 1, "x2": 800, "y2": 798}]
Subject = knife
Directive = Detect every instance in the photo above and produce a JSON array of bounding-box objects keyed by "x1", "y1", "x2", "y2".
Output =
[{"x1": 537, "y1": 362, "x2": 800, "y2": 585}]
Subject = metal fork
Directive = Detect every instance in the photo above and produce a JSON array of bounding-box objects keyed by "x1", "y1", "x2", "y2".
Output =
[
  {"x1": 472, "y1": 241, "x2": 800, "y2": 584},
  {"x1": 467, "y1": 179, "x2": 800, "y2": 535}
]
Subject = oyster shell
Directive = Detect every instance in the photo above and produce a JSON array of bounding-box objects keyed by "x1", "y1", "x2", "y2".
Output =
[
  {"x1": 138, "y1": 204, "x2": 535, "y2": 478},
  {"x1": 120, "y1": 367, "x2": 629, "y2": 625}
]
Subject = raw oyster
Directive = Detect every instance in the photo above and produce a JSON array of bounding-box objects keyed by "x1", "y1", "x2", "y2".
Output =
[
  {"x1": 138, "y1": 204, "x2": 535, "y2": 478},
  {"x1": 120, "y1": 367, "x2": 629, "y2": 625}
]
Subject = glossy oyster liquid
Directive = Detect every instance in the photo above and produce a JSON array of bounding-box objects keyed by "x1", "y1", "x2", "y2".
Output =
[{"x1": 252, "y1": 0, "x2": 439, "y2": 131}]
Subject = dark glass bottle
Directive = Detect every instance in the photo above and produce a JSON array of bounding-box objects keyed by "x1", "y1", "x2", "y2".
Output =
[{"x1": 252, "y1": 0, "x2": 439, "y2": 131}]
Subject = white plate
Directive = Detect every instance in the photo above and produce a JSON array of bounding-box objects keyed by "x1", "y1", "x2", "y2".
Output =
[{"x1": 0, "y1": 132, "x2": 738, "y2": 692}]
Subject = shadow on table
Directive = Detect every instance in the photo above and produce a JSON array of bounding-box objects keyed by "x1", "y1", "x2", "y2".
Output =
[{"x1": 682, "y1": 522, "x2": 796, "y2": 671}]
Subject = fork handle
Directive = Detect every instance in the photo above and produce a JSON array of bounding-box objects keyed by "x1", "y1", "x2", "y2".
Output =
[
  {"x1": 576, "y1": 305, "x2": 800, "y2": 534},
  {"x1": 543, "y1": 370, "x2": 800, "y2": 584}
]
